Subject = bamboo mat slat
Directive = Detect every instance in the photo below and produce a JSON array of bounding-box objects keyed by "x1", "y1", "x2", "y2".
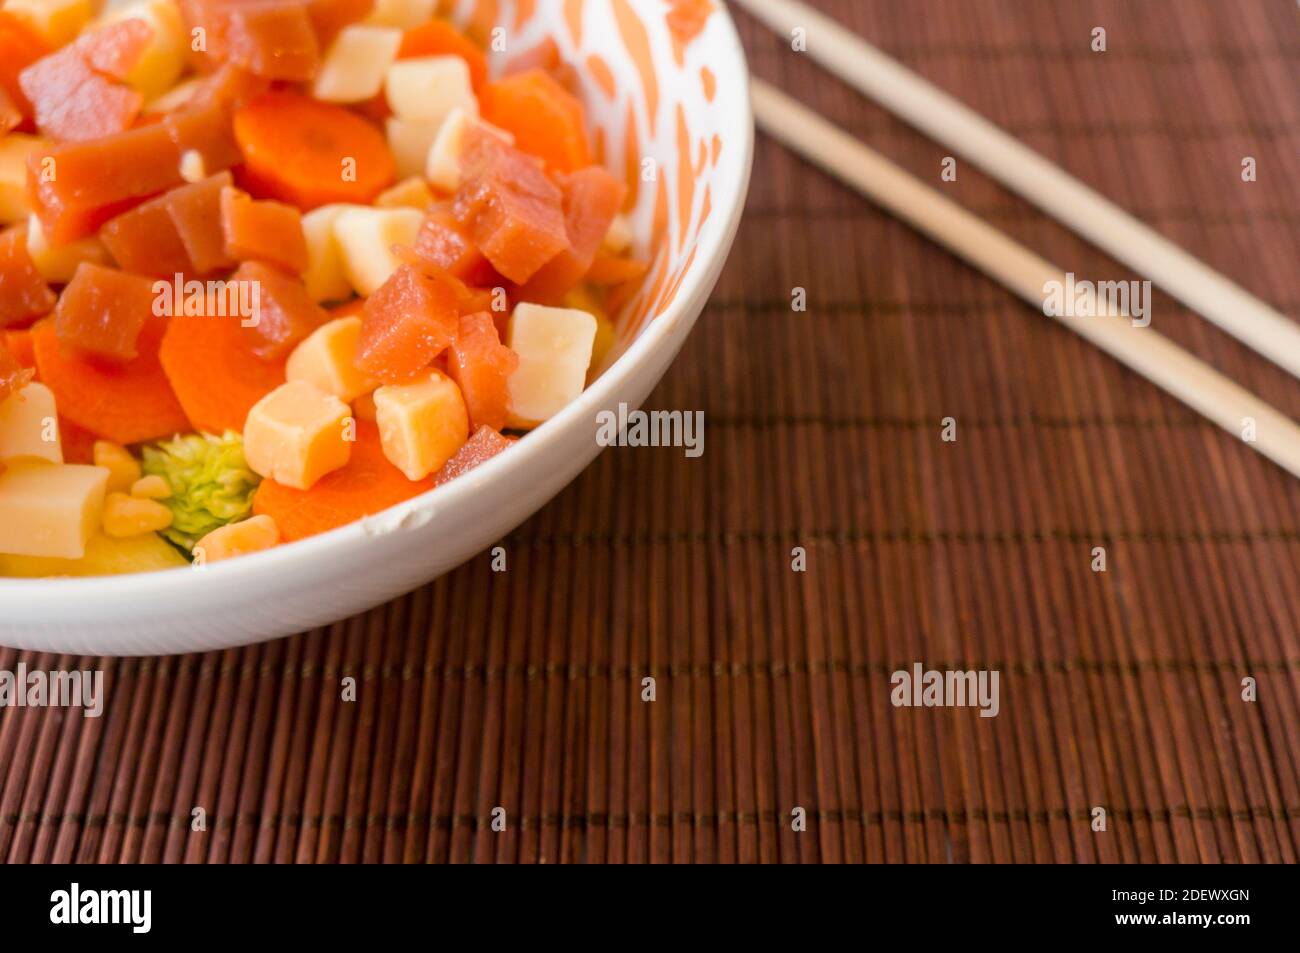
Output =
[{"x1": 3, "y1": 0, "x2": 1299, "y2": 863}]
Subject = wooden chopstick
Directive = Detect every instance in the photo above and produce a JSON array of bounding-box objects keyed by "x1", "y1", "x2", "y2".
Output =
[
  {"x1": 733, "y1": 0, "x2": 1300, "y2": 380},
  {"x1": 751, "y1": 79, "x2": 1300, "y2": 479}
]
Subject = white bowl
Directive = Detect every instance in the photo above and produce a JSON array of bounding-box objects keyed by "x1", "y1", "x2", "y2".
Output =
[{"x1": 1, "y1": 0, "x2": 753, "y2": 654}]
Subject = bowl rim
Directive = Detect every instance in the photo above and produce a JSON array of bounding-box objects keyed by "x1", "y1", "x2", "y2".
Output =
[{"x1": 2, "y1": 5, "x2": 754, "y2": 602}]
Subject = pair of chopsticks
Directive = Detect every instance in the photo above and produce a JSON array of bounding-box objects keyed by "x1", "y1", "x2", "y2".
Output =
[{"x1": 733, "y1": 0, "x2": 1300, "y2": 479}]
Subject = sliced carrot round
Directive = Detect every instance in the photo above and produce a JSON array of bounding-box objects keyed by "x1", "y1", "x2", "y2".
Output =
[
  {"x1": 159, "y1": 312, "x2": 287, "y2": 434},
  {"x1": 398, "y1": 19, "x2": 488, "y2": 91},
  {"x1": 253, "y1": 421, "x2": 432, "y2": 542},
  {"x1": 33, "y1": 317, "x2": 190, "y2": 445},
  {"x1": 232, "y1": 91, "x2": 395, "y2": 210}
]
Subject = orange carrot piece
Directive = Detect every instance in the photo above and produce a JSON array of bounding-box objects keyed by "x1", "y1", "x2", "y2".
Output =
[
  {"x1": 4, "y1": 330, "x2": 36, "y2": 371},
  {"x1": 79, "y1": 18, "x2": 156, "y2": 81},
  {"x1": 220, "y1": 187, "x2": 308, "y2": 273},
  {"x1": 446, "y1": 311, "x2": 518, "y2": 431},
  {"x1": 585, "y1": 252, "x2": 649, "y2": 286},
  {"x1": 166, "y1": 172, "x2": 236, "y2": 274},
  {"x1": 0, "y1": 12, "x2": 47, "y2": 133},
  {"x1": 233, "y1": 90, "x2": 395, "y2": 210},
  {"x1": 432, "y1": 425, "x2": 514, "y2": 487},
  {"x1": 33, "y1": 316, "x2": 189, "y2": 445},
  {"x1": 0, "y1": 227, "x2": 56, "y2": 329},
  {"x1": 59, "y1": 417, "x2": 97, "y2": 464},
  {"x1": 520, "y1": 165, "x2": 625, "y2": 302},
  {"x1": 164, "y1": 103, "x2": 243, "y2": 172},
  {"x1": 452, "y1": 134, "x2": 568, "y2": 284},
  {"x1": 398, "y1": 19, "x2": 488, "y2": 91},
  {"x1": 252, "y1": 420, "x2": 432, "y2": 541},
  {"x1": 19, "y1": 45, "x2": 143, "y2": 142},
  {"x1": 410, "y1": 204, "x2": 495, "y2": 284},
  {"x1": 355, "y1": 264, "x2": 460, "y2": 384},
  {"x1": 225, "y1": 1, "x2": 320, "y2": 82},
  {"x1": 100, "y1": 193, "x2": 195, "y2": 278},
  {"x1": 232, "y1": 260, "x2": 327, "y2": 359},
  {"x1": 28, "y1": 123, "x2": 184, "y2": 243},
  {"x1": 0, "y1": 86, "x2": 20, "y2": 135},
  {"x1": 159, "y1": 311, "x2": 287, "y2": 434},
  {"x1": 53, "y1": 263, "x2": 154, "y2": 361},
  {"x1": 0, "y1": 336, "x2": 33, "y2": 404},
  {"x1": 189, "y1": 63, "x2": 271, "y2": 111},
  {"x1": 479, "y1": 70, "x2": 590, "y2": 175}
]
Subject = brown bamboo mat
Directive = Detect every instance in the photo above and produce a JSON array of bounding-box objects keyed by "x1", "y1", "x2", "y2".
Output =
[{"x1": 4, "y1": 0, "x2": 1300, "y2": 864}]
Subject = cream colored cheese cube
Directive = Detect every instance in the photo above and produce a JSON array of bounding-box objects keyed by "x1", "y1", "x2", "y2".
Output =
[
  {"x1": 364, "y1": 0, "x2": 436, "y2": 29},
  {"x1": 506, "y1": 304, "x2": 598, "y2": 426},
  {"x1": 5, "y1": 0, "x2": 96, "y2": 47},
  {"x1": 0, "y1": 383, "x2": 62, "y2": 464},
  {"x1": 384, "y1": 55, "x2": 477, "y2": 125},
  {"x1": 102, "y1": 0, "x2": 187, "y2": 99},
  {"x1": 425, "y1": 107, "x2": 512, "y2": 192},
  {"x1": 331, "y1": 206, "x2": 422, "y2": 296},
  {"x1": 243, "y1": 381, "x2": 353, "y2": 490},
  {"x1": 385, "y1": 116, "x2": 441, "y2": 180},
  {"x1": 286, "y1": 316, "x2": 378, "y2": 402},
  {"x1": 375, "y1": 176, "x2": 434, "y2": 209},
  {"x1": 144, "y1": 76, "x2": 200, "y2": 114},
  {"x1": 313, "y1": 25, "x2": 403, "y2": 103},
  {"x1": 300, "y1": 203, "x2": 358, "y2": 303},
  {"x1": 27, "y1": 214, "x2": 110, "y2": 284},
  {"x1": 195, "y1": 514, "x2": 279, "y2": 564},
  {"x1": 602, "y1": 214, "x2": 634, "y2": 255},
  {"x1": 373, "y1": 370, "x2": 469, "y2": 480},
  {"x1": 0, "y1": 461, "x2": 109, "y2": 559},
  {"x1": 0, "y1": 135, "x2": 47, "y2": 225}
]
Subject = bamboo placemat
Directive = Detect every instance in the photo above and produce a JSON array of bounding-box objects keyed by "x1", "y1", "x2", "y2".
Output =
[{"x1": 3, "y1": 0, "x2": 1299, "y2": 863}]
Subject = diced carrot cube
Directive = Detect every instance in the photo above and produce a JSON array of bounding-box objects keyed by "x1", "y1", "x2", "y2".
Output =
[
  {"x1": 27, "y1": 123, "x2": 184, "y2": 243},
  {"x1": 78, "y1": 18, "x2": 156, "y2": 82},
  {"x1": 307, "y1": 0, "x2": 375, "y2": 45},
  {"x1": 446, "y1": 311, "x2": 518, "y2": 431},
  {"x1": 0, "y1": 226, "x2": 55, "y2": 328},
  {"x1": 19, "y1": 44, "x2": 143, "y2": 142},
  {"x1": 355, "y1": 264, "x2": 459, "y2": 383},
  {"x1": 225, "y1": 2, "x2": 320, "y2": 82},
  {"x1": 53, "y1": 263, "x2": 155, "y2": 361},
  {"x1": 410, "y1": 204, "x2": 494, "y2": 284},
  {"x1": 432, "y1": 424, "x2": 513, "y2": 487},
  {"x1": 0, "y1": 87, "x2": 20, "y2": 136},
  {"x1": 163, "y1": 103, "x2": 242, "y2": 173},
  {"x1": 220, "y1": 186, "x2": 308, "y2": 273},
  {"x1": 100, "y1": 192, "x2": 194, "y2": 277},
  {"x1": 479, "y1": 69, "x2": 590, "y2": 175},
  {"x1": 233, "y1": 260, "x2": 329, "y2": 360},
  {"x1": 520, "y1": 165, "x2": 626, "y2": 303},
  {"x1": 452, "y1": 134, "x2": 568, "y2": 284},
  {"x1": 188, "y1": 63, "x2": 270, "y2": 111},
  {"x1": 165, "y1": 171, "x2": 235, "y2": 274},
  {"x1": 0, "y1": 12, "x2": 49, "y2": 133},
  {"x1": 4, "y1": 329, "x2": 36, "y2": 370},
  {"x1": 585, "y1": 253, "x2": 649, "y2": 286},
  {"x1": 397, "y1": 18, "x2": 487, "y2": 91},
  {"x1": 0, "y1": 336, "x2": 34, "y2": 404}
]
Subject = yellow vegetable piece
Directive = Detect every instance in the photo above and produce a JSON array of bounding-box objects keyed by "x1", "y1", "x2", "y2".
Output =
[
  {"x1": 243, "y1": 380, "x2": 353, "y2": 490},
  {"x1": 0, "y1": 531, "x2": 188, "y2": 578},
  {"x1": 0, "y1": 461, "x2": 108, "y2": 560},
  {"x1": 373, "y1": 369, "x2": 468, "y2": 480},
  {"x1": 285, "y1": 316, "x2": 378, "y2": 402},
  {"x1": 194, "y1": 514, "x2": 279, "y2": 564},
  {"x1": 0, "y1": 382, "x2": 62, "y2": 464},
  {"x1": 375, "y1": 176, "x2": 434, "y2": 210},
  {"x1": 0, "y1": 135, "x2": 47, "y2": 226},
  {"x1": 129, "y1": 474, "x2": 171, "y2": 499},
  {"x1": 93, "y1": 440, "x2": 142, "y2": 494},
  {"x1": 101, "y1": 0, "x2": 187, "y2": 99},
  {"x1": 102, "y1": 491, "x2": 173, "y2": 538},
  {"x1": 27, "y1": 214, "x2": 111, "y2": 284}
]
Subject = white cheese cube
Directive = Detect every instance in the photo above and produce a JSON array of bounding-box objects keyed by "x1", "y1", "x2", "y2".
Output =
[
  {"x1": 286, "y1": 316, "x2": 377, "y2": 402},
  {"x1": 385, "y1": 116, "x2": 441, "y2": 180},
  {"x1": 331, "y1": 206, "x2": 422, "y2": 296},
  {"x1": 0, "y1": 461, "x2": 109, "y2": 559},
  {"x1": 300, "y1": 203, "x2": 359, "y2": 303},
  {"x1": 364, "y1": 0, "x2": 436, "y2": 29},
  {"x1": 313, "y1": 25, "x2": 403, "y2": 103},
  {"x1": 425, "y1": 107, "x2": 512, "y2": 192},
  {"x1": 242, "y1": 381, "x2": 353, "y2": 490},
  {"x1": 384, "y1": 55, "x2": 477, "y2": 125},
  {"x1": 506, "y1": 304, "x2": 598, "y2": 426},
  {"x1": 373, "y1": 369, "x2": 468, "y2": 480},
  {"x1": 0, "y1": 382, "x2": 62, "y2": 464}
]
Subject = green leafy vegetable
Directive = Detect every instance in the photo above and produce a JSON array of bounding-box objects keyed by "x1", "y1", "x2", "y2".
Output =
[{"x1": 142, "y1": 431, "x2": 260, "y2": 552}]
